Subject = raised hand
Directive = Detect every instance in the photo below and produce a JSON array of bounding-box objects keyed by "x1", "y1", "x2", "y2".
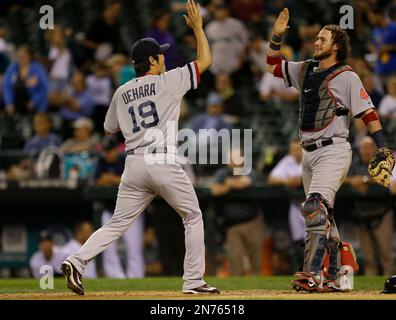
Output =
[
  {"x1": 273, "y1": 8, "x2": 290, "y2": 36},
  {"x1": 183, "y1": 0, "x2": 202, "y2": 30}
]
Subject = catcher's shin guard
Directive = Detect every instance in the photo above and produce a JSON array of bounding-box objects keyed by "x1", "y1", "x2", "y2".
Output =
[
  {"x1": 326, "y1": 237, "x2": 341, "y2": 281},
  {"x1": 322, "y1": 242, "x2": 359, "y2": 291},
  {"x1": 301, "y1": 193, "x2": 330, "y2": 275}
]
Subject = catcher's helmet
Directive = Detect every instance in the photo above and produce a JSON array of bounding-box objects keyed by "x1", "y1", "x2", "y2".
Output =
[{"x1": 382, "y1": 275, "x2": 396, "y2": 294}]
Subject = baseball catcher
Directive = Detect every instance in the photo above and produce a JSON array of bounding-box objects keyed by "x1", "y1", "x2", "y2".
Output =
[{"x1": 266, "y1": 8, "x2": 394, "y2": 293}]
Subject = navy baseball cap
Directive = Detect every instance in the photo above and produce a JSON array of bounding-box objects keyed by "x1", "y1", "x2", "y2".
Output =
[
  {"x1": 130, "y1": 37, "x2": 170, "y2": 64},
  {"x1": 39, "y1": 231, "x2": 53, "y2": 242}
]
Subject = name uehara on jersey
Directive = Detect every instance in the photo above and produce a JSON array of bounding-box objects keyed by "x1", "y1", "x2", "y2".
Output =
[{"x1": 121, "y1": 83, "x2": 156, "y2": 105}]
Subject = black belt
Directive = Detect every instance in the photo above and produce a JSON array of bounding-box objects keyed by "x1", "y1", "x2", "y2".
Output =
[
  {"x1": 302, "y1": 138, "x2": 333, "y2": 152},
  {"x1": 126, "y1": 146, "x2": 168, "y2": 155}
]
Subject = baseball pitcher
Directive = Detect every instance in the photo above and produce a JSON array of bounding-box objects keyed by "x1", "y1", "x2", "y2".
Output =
[
  {"x1": 267, "y1": 9, "x2": 395, "y2": 292},
  {"x1": 61, "y1": 0, "x2": 220, "y2": 295}
]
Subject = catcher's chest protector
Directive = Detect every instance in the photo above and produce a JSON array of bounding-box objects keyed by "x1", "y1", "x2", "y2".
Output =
[{"x1": 299, "y1": 61, "x2": 352, "y2": 131}]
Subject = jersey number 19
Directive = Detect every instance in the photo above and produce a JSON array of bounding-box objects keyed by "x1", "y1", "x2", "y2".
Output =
[{"x1": 128, "y1": 100, "x2": 159, "y2": 133}]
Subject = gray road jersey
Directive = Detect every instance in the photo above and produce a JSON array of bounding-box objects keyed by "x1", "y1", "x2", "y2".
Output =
[
  {"x1": 104, "y1": 62, "x2": 200, "y2": 152},
  {"x1": 282, "y1": 60, "x2": 374, "y2": 143}
]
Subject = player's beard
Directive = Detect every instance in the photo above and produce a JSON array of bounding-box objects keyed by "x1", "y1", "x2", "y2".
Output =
[{"x1": 313, "y1": 47, "x2": 333, "y2": 60}]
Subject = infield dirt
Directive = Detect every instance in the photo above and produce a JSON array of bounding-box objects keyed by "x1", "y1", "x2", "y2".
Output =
[{"x1": 1, "y1": 290, "x2": 396, "y2": 300}]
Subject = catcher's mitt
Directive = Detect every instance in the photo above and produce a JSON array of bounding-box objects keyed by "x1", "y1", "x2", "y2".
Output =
[{"x1": 368, "y1": 147, "x2": 395, "y2": 187}]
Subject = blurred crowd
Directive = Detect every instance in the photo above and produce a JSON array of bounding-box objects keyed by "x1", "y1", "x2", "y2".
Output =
[{"x1": 0, "y1": 0, "x2": 396, "y2": 278}]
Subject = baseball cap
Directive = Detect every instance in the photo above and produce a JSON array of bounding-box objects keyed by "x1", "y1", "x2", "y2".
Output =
[
  {"x1": 206, "y1": 92, "x2": 223, "y2": 106},
  {"x1": 39, "y1": 231, "x2": 53, "y2": 242},
  {"x1": 130, "y1": 37, "x2": 170, "y2": 64},
  {"x1": 73, "y1": 117, "x2": 94, "y2": 131}
]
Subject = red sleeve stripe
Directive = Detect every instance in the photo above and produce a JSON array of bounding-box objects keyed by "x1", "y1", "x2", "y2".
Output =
[
  {"x1": 274, "y1": 62, "x2": 283, "y2": 78},
  {"x1": 267, "y1": 55, "x2": 282, "y2": 65},
  {"x1": 362, "y1": 110, "x2": 379, "y2": 125},
  {"x1": 193, "y1": 61, "x2": 201, "y2": 85}
]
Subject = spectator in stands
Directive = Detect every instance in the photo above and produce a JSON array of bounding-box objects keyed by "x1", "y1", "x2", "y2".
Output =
[
  {"x1": 378, "y1": 76, "x2": 396, "y2": 120},
  {"x1": 61, "y1": 117, "x2": 99, "y2": 153},
  {"x1": 259, "y1": 44, "x2": 298, "y2": 103},
  {"x1": 259, "y1": 72, "x2": 298, "y2": 103},
  {"x1": 187, "y1": 92, "x2": 232, "y2": 160},
  {"x1": 23, "y1": 113, "x2": 62, "y2": 156},
  {"x1": 370, "y1": 5, "x2": 396, "y2": 82},
  {"x1": 94, "y1": 136, "x2": 145, "y2": 278},
  {"x1": 210, "y1": 149, "x2": 263, "y2": 276},
  {"x1": 206, "y1": 0, "x2": 226, "y2": 17},
  {"x1": 267, "y1": 139, "x2": 304, "y2": 272},
  {"x1": 60, "y1": 71, "x2": 94, "y2": 135},
  {"x1": 145, "y1": 11, "x2": 183, "y2": 70},
  {"x1": 248, "y1": 32, "x2": 269, "y2": 84},
  {"x1": 0, "y1": 26, "x2": 11, "y2": 74},
  {"x1": 87, "y1": 62, "x2": 112, "y2": 132},
  {"x1": 205, "y1": 2, "x2": 249, "y2": 75},
  {"x1": 344, "y1": 136, "x2": 394, "y2": 275},
  {"x1": 351, "y1": 69, "x2": 384, "y2": 147},
  {"x1": 213, "y1": 73, "x2": 244, "y2": 124},
  {"x1": 107, "y1": 54, "x2": 135, "y2": 87},
  {"x1": 60, "y1": 221, "x2": 97, "y2": 278},
  {"x1": 347, "y1": 56, "x2": 371, "y2": 75},
  {"x1": 188, "y1": 92, "x2": 232, "y2": 133},
  {"x1": 82, "y1": 0, "x2": 123, "y2": 62},
  {"x1": 230, "y1": 0, "x2": 264, "y2": 26},
  {"x1": 3, "y1": 45, "x2": 49, "y2": 115},
  {"x1": 179, "y1": 31, "x2": 200, "y2": 74},
  {"x1": 29, "y1": 231, "x2": 64, "y2": 278},
  {"x1": 46, "y1": 26, "x2": 74, "y2": 103},
  {"x1": 171, "y1": 0, "x2": 188, "y2": 13},
  {"x1": 360, "y1": 70, "x2": 384, "y2": 109},
  {"x1": 0, "y1": 26, "x2": 11, "y2": 113},
  {"x1": 298, "y1": 24, "x2": 321, "y2": 61}
]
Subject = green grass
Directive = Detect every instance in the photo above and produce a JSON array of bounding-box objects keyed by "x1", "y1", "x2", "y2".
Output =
[{"x1": 0, "y1": 276, "x2": 389, "y2": 295}]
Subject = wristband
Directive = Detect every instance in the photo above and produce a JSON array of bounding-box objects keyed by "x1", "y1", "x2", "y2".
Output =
[
  {"x1": 371, "y1": 129, "x2": 385, "y2": 148},
  {"x1": 271, "y1": 34, "x2": 282, "y2": 44},
  {"x1": 270, "y1": 42, "x2": 281, "y2": 50},
  {"x1": 270, "y1": 34, "x2": 282, "y2": 50}
]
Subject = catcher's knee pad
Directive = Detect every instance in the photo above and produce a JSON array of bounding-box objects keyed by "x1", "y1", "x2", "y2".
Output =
[{"x1": 301, "y1": 193, "x2": 330, "y2": 274}]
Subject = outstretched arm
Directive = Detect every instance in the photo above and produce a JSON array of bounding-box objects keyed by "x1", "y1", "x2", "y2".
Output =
[
  {"x1": 266, "y1": 8, "x2": 290, "y2": 75},
  {"x1": 184, "y1": 0, "x2": 211, "y2": 73}
]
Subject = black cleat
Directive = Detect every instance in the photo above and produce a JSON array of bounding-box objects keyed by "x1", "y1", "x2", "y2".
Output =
[
  {"x1": 61, "y1": 260, "x2": 84, "y2": 296},
  {"x1": 183, "y1": 284, "x2": 220, "y2": 294}
]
